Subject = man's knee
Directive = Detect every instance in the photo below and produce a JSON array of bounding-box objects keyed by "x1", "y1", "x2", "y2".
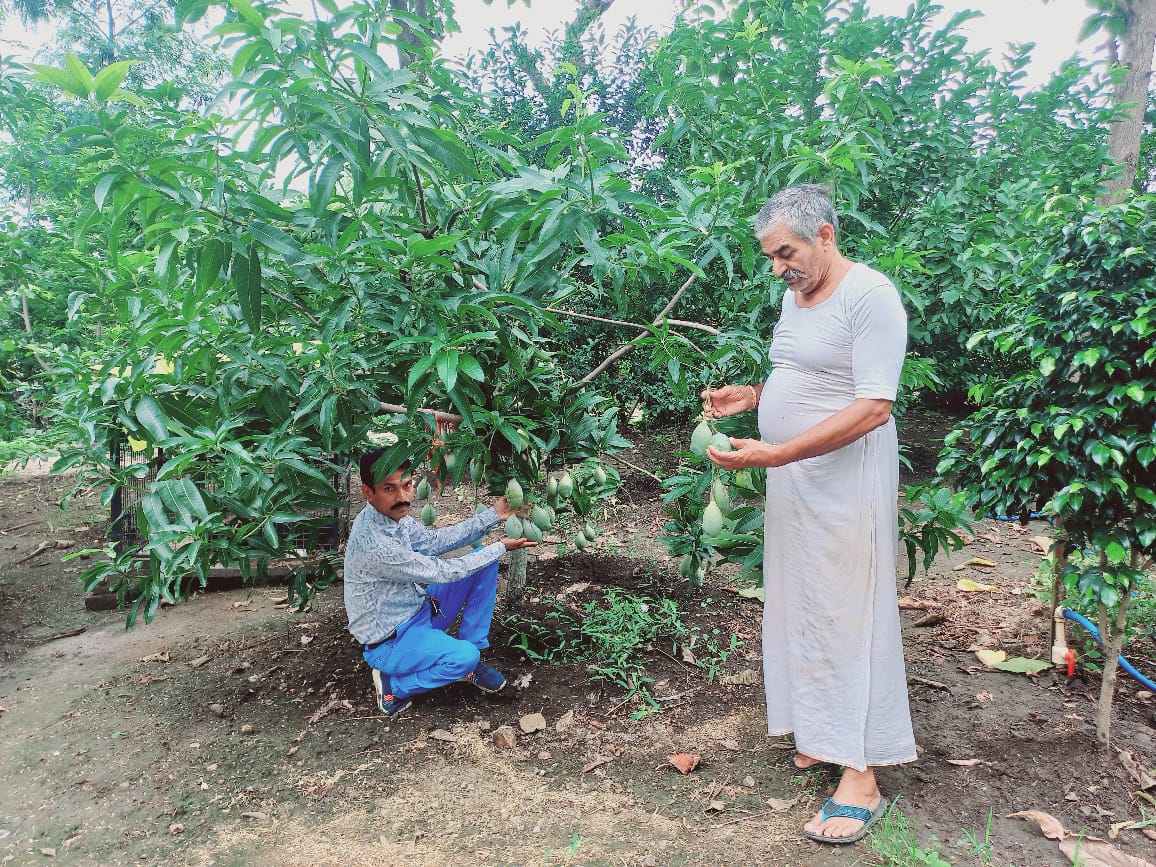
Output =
[{"x1": 447, "y1": 641, "x2": 481, "y2": 677}]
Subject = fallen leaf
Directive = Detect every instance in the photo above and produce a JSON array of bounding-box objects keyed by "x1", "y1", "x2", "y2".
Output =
[
  {"x1": 680, "y1": 644, "x2": 697, "y2": 665},
  {"x1": 519, "y1": 712, "x2": 547, "y2": 734},
  {"x1": 582, "y1": 755, "x2": 614, "y2": 773},
  {"x1": 767, "y1": 796, "x2": 798, "y2": 812},
  {"x1": 704, "y1": 800, "x2": 725, "y2": 813},
  {"x1": 428, "y1": 729, "x2": 458, "y2": 743},
  {"x1": 1008, "y1": 809, "x2": 1066, "y2": 841},
  {"x1": 555, "y1": 709, "x2": 575, "y2": 734},
  {"x1": 669, "y1": 753, "x2": 701, "y2": 774},
  {"x1": 898, "y1": 596, "x2": 930, "y2": 610},
  {"x1": 1117, "y1": 750, "x2": 1156, "y2": 790},
  {"x1": 40, "y1": 848, "x2": 56, "y2": 857},
  {"x1": 512, "y1": 672, "x2": 533, "y2": 690},
  {"x1": 560, "y1": 582, "x2": 590, "y2": 595},
  {"x1": 914, "y1": 612, "x2": 946, "y2": 627},
  {"x1": 737, "y1": 585, "x2": 764, "y2": 602},
  {"x1": 958, "y1": 576, "x2": 1000, "y2": 591},
  {"x1": 1058, "y1": 838, "x2": 1155, "y2": 867},
  {"x1": 1144, "y1": 829, "x2": 1156, "y2": 842},
  {"x1": 993, "y1": 657, "x2": 1052, "y2": 675},
  {"x1": 1029, "y1": 535, "x2": 1056, "y2": 554},
  {"x1": 240, "y1": 811, "x2": 268, "y2": 821},
  {"x1": 140, "y1": 651, "x2": 171, "y2": 663},
  {"x1": 299, "y1": 635, "x2": 313, "y2": 646},
  {"x1": 976, "y1": 691, "x2": 995, "y2": 703},
  {"x1": 189, "y1": 655, "x2": 211, "y2": 668},
  {"x1": 947, "y1": 758, "x2": 984, "y2": 766},
  {"x1": 975, "y1": 648, "x2": 1008, "y2": 667}
]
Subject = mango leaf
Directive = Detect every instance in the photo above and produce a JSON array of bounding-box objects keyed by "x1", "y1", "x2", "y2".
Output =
[
  {"x1": 225, "y1": 0, "x2": 264, "y2": 27},
  {"x1": 233, "y1": 246, "x2": 262, "y2": 332},
  {"x1": 93, "y1": 60, "x2": 139, "y2": 102},
  {"x1": 29, "y1": 63, "x2": 90, "y2": 98},
  {"x1": 249, "y1": 220, "x2": 303, "y2": 262},
  {"x1": 134, "y1": 395, "x2": 170, "y2": 441}
]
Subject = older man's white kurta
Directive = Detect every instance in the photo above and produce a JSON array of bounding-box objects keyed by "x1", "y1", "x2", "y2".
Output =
[{"x1": 757, "y1": 263, "x2": 916, "y2": 772}]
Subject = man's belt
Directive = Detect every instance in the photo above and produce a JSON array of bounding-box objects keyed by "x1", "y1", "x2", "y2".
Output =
[{"x1": 365, "y1": 630, "x2": 397, "y2": 651}]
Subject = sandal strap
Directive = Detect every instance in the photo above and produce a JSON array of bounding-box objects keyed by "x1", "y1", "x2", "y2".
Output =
[{"x1": 819, "y1": 798, "x2": 873, "y2": 824}]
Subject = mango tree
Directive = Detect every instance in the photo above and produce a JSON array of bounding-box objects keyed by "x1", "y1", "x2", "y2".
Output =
[
  {"x1": 940, "y1": 196, "x2": 1156, "y2": 746},
  {"x1": 28, "y1": 0, "x2": 716, "y2": 624}
]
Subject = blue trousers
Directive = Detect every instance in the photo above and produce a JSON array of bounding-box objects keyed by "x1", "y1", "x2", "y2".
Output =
[{"x1": 362, "y1": 560, "x2": 499, "y2": 698}]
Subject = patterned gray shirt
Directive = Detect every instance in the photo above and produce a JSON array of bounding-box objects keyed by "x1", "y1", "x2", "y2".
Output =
[{"x1": 343, "y1": 503, "x2": 505, "y2": 645}]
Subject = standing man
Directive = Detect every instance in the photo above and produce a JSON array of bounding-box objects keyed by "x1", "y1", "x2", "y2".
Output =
[
  {"x1": 344, "y1": 448, "x2": 536, "y2": 717},
  {"x1": 703, "y1": 184, "x2": 915, "y2": 845}
]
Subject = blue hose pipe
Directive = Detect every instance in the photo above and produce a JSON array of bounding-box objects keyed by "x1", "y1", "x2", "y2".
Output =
[{"x1": 1062, "y1": 608, "x2": 1156, "y2": 693}]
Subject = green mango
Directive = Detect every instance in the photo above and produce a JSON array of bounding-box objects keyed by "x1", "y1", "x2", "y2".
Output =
[
  {"x1": 421, "y1": 503, "x2": 436, "y2": 526},
  {"x1": 523, "y1": 522, "x2": 543, "y2": 543},
  {"x1": 711, "y1": 479, "x2": 731, "y2": 514},
  {"x1": 573, "y1": 531, "x2": 587, "y2": 551},
  {"x1": 546, "y1": 477, "x2": 559, "y2": 497},
  {"x1": 416, "y1": 478, "x2": 432, "y2": 501},
  {"x1": 557, "y1": 473, "x2": 574, "y2": 498},
  {"x1": 531, "y1": 505, "x2": 552, "y2": 530},
  {"x1": 470, "y1": 458, "x2": 484, "y2": 486},
  {"x1": 702, "y1": 501, "x2": 725, "y2": 536},
  {"x1": 690, "y1": 418, "x2": 713, "y2": 457},
  {"x1": 505, "y1": 478, "x2": 524, "y2": 509},
  {"x1": 710, "y1": 432, "x2": 733, "y2": 453},
  {"x1": 679, "y1": 553, "x2": 697, "y2": 579},
  {"x1": 593, "y1": 466, "x2": 607, "y2": 485},
  {"x1": 583, "y1": 523, "x2": 597, "y2": 541},
  {"x1": 504, "y1": 515, "x2": 524, "y2": 538}
]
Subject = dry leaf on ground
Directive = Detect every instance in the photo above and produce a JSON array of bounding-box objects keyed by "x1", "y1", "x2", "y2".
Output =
[
  {"x1": 1058, "y1": 838, "x2": 1156, "y2": 867},
  {"x1": 976, "y1": 648, "x2": 1008, "y2": 667},
  {"x1": 1008, "y1": 809, "x2": 1066, "y2": 840},
  {"x1": 958, "y1": 576, "x2": 1000, "y2": 590},
  {"x1": 898, "y1": 596, "x2": 931, "y2": 610},
  {"x1": 140, "y1": 651, "x2": 171, "y2": 663},
  {"x1": 947, "y1": 758, "x2": 985, "y2": 767},
  {"x1": 669, "y1": 753, "x2": 701, "y2": 774},
  {"x1": 1117, "y1": 750, "x2": 1156, "y2": 790}
]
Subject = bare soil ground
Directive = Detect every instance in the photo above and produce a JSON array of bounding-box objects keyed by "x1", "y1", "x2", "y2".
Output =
[{"x1": 2, "y1": 416, "x2": 1156, "y2": 867}]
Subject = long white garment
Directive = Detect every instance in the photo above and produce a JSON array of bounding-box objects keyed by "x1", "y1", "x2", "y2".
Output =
[{"x1": 757, "y1": 263, "x2": 917, "y2": 772}]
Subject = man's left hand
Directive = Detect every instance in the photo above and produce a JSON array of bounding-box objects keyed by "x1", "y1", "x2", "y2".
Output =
[
  {"x1": 708, "y1": 437, "x2": 781, "y2": 470},
  {"x1": 493, "y1": 497, "x2": 533, "y2": 520}
]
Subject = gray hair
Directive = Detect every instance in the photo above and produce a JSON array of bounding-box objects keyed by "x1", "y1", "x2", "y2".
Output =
[{"x1": 753, "y1": 184, "x2": 838, "y2": 242}]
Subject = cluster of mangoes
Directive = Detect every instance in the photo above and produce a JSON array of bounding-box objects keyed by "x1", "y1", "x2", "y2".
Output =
[{"x1": 416, "y1": 461, "x2": 608, "y2": 553}]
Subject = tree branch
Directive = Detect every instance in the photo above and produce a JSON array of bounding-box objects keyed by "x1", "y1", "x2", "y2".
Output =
[
  {"x1": 378, "y1": 401, "x2": 462, "y2": 424},
  {"x1": 546, "y1": 306, "x2": 720, "y2": 336},
  {"x1": 581, "y1": 269, "x2": 701, "y2": 382}
]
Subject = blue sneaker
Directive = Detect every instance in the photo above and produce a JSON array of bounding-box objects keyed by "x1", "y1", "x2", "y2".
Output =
[
  {"x1": 371, "y1": 669, "x2": 412, "y2": 716},
  {"x1": 461, "y1": 661, "x2": 506, "y2": 694}
]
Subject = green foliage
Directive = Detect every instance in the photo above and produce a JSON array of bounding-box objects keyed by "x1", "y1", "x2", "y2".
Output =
[
  {"x1": 502, "y1": 584, "x2": 740, "y2": 717},
  {"x1": 868, "y1": 799, "x2": 952, "y2": 867},
  {"x1": 941, "y1": 196, "x2": 1156, "y2": 607}
]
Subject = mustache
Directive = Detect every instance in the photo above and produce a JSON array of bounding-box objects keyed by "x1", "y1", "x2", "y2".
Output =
[
  {"x1": 393, "y1": 502, "x2": 411, "y2": 509},
  {"x1": 782, "y1": 269, "x2": 804, "y2": 281}
]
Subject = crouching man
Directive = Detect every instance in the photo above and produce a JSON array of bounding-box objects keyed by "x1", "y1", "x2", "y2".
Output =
[{"x1": 344, "y1": 448, "x2": 536, "y2": 716}]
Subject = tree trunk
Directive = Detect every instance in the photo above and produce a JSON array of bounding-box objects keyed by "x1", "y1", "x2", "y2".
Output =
[
  {"x1": 1095, "y1": 587, "x2": 1132, "y2": 747},
  {"x1": 506, "y1": 547, "x2": 527, "y2": 604},
  {"x1": 1098, "y1": 0, "x2": 1156, "y2": 205}
]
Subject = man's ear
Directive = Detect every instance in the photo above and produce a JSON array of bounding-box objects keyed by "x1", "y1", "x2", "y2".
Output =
[
  {"x1": 817, "y1": 223, "x2": 836, "y2": 246},
  {"x1": 360, "y1": 482, "x2": 374, "y2": 500}
]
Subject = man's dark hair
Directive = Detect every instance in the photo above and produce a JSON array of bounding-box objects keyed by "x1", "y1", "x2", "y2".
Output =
[{"x1": 359, "y1": 448, "x2": 412, "y2": 488}]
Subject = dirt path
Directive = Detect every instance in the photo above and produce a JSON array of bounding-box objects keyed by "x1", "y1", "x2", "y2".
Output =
[{"x1": 2, "y1": 458, "x2": 1156, "y2": 866}]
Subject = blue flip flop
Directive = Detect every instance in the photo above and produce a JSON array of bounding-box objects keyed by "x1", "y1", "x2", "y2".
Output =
[{"x1": 803, "y1": 796, "x2": 889, "y2": 845}]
